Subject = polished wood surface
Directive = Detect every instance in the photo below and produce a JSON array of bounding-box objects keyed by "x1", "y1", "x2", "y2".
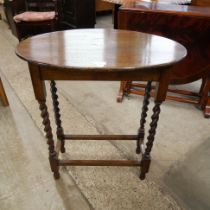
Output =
[
  {"x1": 104, "y1": 0, "x2": 193, "y2": 29},
  {"x1": 16, "y1": 29, "x2": 186, "y2": 71},
  {"x1": 16, "y1": 29, "x2": 186, "y2": 180},
  {"x1": 96, "y1": 0, "x2": 114, "y2": 12},
  {"x1": 120, "y1": 0, "x2": 210, "y2": 15},
  {"x1": 116, "y1": 2, "x2": 210, "y2": 117},
  {"x1": 104, "y1": 0, "x2": 191, "y2": 6},
  {"x1": 192, "y1": 0, "x2": 210, "y2": 6}
]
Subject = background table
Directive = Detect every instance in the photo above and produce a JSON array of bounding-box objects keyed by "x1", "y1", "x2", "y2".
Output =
[
  {"x1": 110, "y1": 0, "x2": 210, "y2": 117},
  {"x1": 16, "y1": 29, "x2": 186, "y2": 180}
]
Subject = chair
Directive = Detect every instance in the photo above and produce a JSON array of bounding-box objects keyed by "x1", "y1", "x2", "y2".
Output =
[
  {"x1": 116, "y1": 0, "x2": 210, "y2": 118},
  {"x1": 10, "y1": 0, "x2": 62, "y2": 41}
]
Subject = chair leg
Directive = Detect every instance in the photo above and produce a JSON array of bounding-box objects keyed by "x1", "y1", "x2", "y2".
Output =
[
  {"x1": 136, "y1": 81, "x2": 152, "y2": 154},
  {"x1": 50, "y1": 81, "x2": 65, "y2": 153},
  {"x1": 0, "y1": 78, "x2": 9, "y2": 106}
]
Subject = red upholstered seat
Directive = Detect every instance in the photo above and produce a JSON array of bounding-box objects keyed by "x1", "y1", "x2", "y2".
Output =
[{"x1": 13, "y1": 11, "x2": 56, "y2": 23}]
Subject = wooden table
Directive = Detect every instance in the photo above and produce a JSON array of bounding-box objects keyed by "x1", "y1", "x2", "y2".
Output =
[
  {"x1": 102, "y1": 0, "x2": 191, "y2": 29},
  {"x1": 16, "y1": 29, "x2": 186, "y2": 180}
]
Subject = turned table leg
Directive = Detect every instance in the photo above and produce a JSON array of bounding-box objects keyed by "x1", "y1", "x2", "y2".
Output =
[
  {"x1": 136, "y1": 81, "x2": 152, "y2": 154},
  {"x1": 140, "y1": 102, "x2": 161, "y2": 180},
  {"x1": 50, "y1": 81, "x2": 65, "y2": 153},
  {"x1": 139, "y1": 71, "x2": 170, "y2": 180},
  {"x1": 29, "y1": 64, "x2": 60, "y2": 179}
]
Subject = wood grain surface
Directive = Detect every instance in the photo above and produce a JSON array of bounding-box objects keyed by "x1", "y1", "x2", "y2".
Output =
[{"x1": 16, "y1": 29, "x2": 186, "y2": 72}]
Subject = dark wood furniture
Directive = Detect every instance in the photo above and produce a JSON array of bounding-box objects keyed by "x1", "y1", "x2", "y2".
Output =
[
  {"x1": 8, "y1": 0, "x2": 62, "y2": 41},
  {"x1": 113, "y1": 0, "x2": 210, "y2": 117},
  {"x1": 192, "y1": 0, "x2": 210, "y2": 6},
  {"x1": 3, "y1": 0, "x2": 25, "y2": 37},
  {"x1": 96, "y1": 0, "x2": 114, "y2": 13},
  {"x1": 60, "y1": 0, "x2": 95, "y2": 29},
  {"x1": 16, "y1": 29, "x2": 186, "y2": 180},
  {"x1": 3, "y1": 0, "x2": 96, "y2": 39},
  {"x1": 0, "y1": 77, "x2": 9, "y2": 107}
]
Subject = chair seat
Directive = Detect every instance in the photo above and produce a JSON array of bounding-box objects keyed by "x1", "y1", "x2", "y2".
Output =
[{"x1": 13, "y1": 11, "x2": 56, "y2": 23}]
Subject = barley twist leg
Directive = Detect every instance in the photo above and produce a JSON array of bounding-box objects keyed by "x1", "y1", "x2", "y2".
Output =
[
  {"x1": 140, "y1": 102, "x2": 161, "y2": 180},
  {"x1": 50, "y1": 81, "x2": 65, "y2": 153},
  {"x1": 39, "y1": 100, "x2": 60, "y2": 179},
  {"x1": 136, "y1": 81, "x2": 152, "y2": 154}
]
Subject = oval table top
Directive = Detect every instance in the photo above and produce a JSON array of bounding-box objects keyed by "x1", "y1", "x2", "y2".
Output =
[{"x1": 16, "y1": 29, "x2": 186, "y2": 72}]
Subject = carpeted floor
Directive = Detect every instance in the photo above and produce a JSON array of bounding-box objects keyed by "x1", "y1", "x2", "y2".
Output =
[{"x1": 0, "y1": 13, "x2": 210, "y2": 210}]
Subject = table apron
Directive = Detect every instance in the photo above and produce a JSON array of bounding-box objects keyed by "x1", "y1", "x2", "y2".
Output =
[{"x1": 39, "y1": 67, "x2": 163, "y2": 81}]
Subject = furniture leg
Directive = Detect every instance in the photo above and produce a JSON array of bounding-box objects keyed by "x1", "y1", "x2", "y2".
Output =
[
  {"x1": 113, "y1": 4, "x2": 120, "y2": 29},
  {"x1": 140, "y1": 101, "x2": 161, "y2": 180},
  {"x1": 140, "y1": 72, "x2": 170, "y2": 180},
  {"x1": 125, "y1": 81, "x2": 132, "y2": 95},
  {"x1": 198, "y1": 76, "x2": 210, "y2": 118},
  {"x1": 39, "y1": 100, "x2": 60, "y2": 179},
  {"x1": 117, "y1": 81, "x2": 127, "y2": 102},
  {"x1": 136, "y1": 81, "x2": 152, "y2": 154},
  {"x1": 199, "y1": 78, "x2": 206, "y2": 96},
  {"x1": 29, "y1": 64, "x2": 59, "y2": 179},
  {"x1": 50, "y1": 80, "x2": 65, "y2": 153},
  {"x1": 203, "y1": 96, "x2": 210, "y2": 118},
  {"x1": 0, "y1": 77, "x2": 9, "y2": 106},
  {"x1": 117, "y1": 81, "x2": 133, "y2": 102}
]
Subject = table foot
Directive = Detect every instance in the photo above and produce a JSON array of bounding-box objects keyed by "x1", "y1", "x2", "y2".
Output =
[
  {"x1": 49, "y1": 153, "x2": 60, "y2": 179},
  {"x1": 136, "y1": 81, "x2": 152, "y2": 154},
  {"x1": 140, "y1": 156, "x2": 151, "y2": 180},
  {"x1": 53, "y1": 171, "x2": 60, "y2": 179},
  {"x1": 204, "y1": 105, "x2": 210, "y2": 118},
  {"x1": 50, "y1": 81, "x2": 65, "y2": 153},
  {"x1": 60, "y1": 145, "x2": 66, "y2": 153}
]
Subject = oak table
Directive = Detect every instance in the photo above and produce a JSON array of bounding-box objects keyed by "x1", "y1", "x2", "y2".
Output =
[{"x1": 16, "y1": 29, "x2": 186, "y2": 180}]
